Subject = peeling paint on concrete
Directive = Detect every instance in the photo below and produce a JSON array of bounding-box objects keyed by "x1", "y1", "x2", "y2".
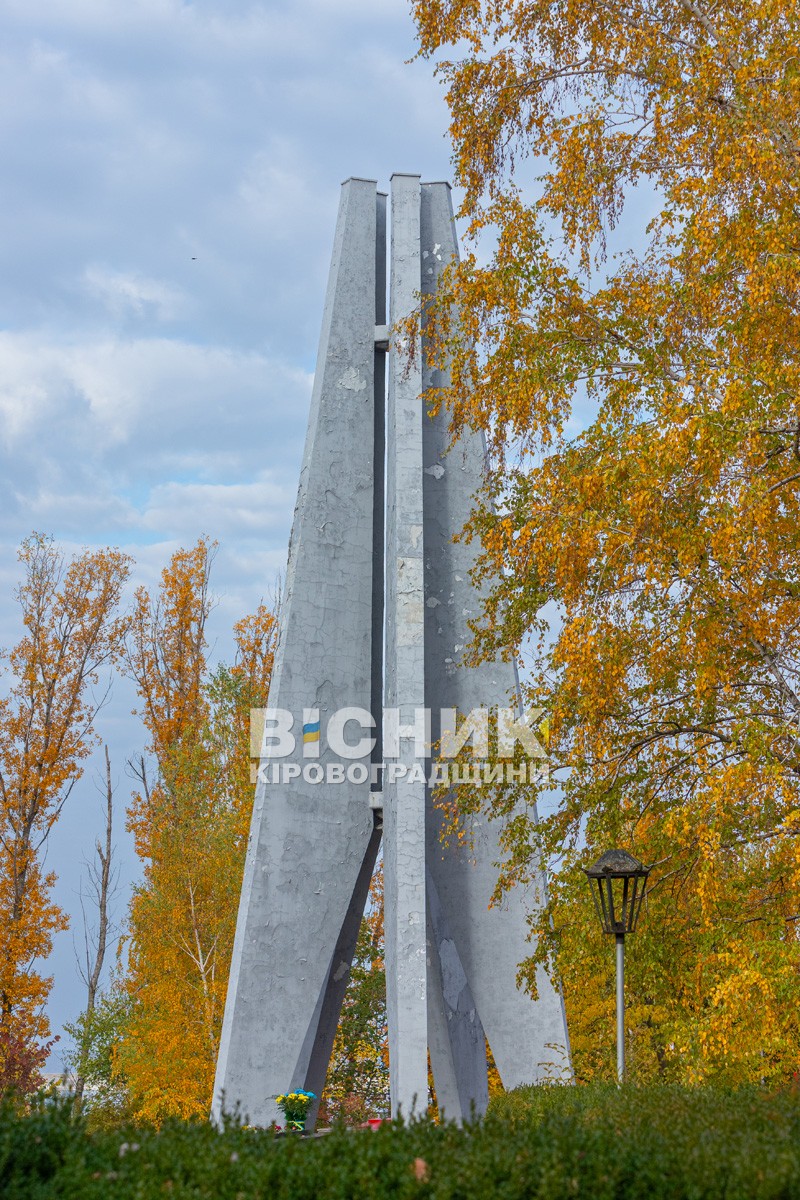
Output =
[
  {"x1": 338, "y1": 366, "x2": 367, "y2": 392},
  {"x1": 212, "y1": 178, "x2": 383, "y2": 1131}
]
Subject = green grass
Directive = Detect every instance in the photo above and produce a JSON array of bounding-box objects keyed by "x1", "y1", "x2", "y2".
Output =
[{"x1": 3, "y1": 1083, "x2": 800, "y2": 1198}]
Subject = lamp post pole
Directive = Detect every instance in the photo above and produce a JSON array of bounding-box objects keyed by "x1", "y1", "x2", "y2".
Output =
[
  {"x1": 583, "y1": 849, "x2": 650, "y2": 1086},
  {"x1": 616, "y1": 932, "x2": 625, "y2": 1083}
]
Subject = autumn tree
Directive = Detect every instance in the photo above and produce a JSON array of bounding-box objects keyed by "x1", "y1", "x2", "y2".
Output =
[
  {"x1": 125, "y1": 539, "x2": 214, "y2": 789},
  {"x1": 0, "y1": 534, "x2": 130, "y2": 1092},
  {"x1": 65, "y1": 745, "x2": 120, "y2": 1114},
  {"x1": 63, "y1": 981, "x2": 132, "y2": 1128},
  {"x1": 118, "y1": 540, "x2": 277, "y2": 1121},
  {"x1": 412, "y1": 0, "x2": 800, "y2": 1081},
  {"x1": 319, "y1": 865, "x2": 389, "y2": 1124}
]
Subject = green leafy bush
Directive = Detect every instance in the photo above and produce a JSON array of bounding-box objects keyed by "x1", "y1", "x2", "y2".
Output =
[{"x1": 2, "y1": 1083, "x2": 800, "y2": 1199}]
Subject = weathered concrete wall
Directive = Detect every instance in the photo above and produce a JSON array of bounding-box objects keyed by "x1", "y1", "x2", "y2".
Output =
[
  {"x1": 215, "y1": 174, "x2": 570, "y2": 1130},
  {"x1": 420, "y1": 182, "x2": 572, "y2": 1115},
  {"x1": 383, "y1": 173, "x2": 430, "y2": 1118},
  {"x1": 212, "y1": 178, "x2": 383, "y2": 1127},
  {"x1": 426, "y1": 868, "x2": 488, "y2": 1121}
]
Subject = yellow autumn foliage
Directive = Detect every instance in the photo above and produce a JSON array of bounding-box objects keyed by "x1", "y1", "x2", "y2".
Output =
[
  {"x1": 118, "y1": 540, "x2": 277, "y2": 1120},
  {"x1": 413, "y1": 0, "x2": 800, "y2": 1081},
  {"x1": 0, "y1": 534, "x2": 130, "y2": 1085}
]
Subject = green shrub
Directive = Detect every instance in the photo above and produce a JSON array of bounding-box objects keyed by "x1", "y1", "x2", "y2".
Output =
[{"x1": 1, "y1": 1083, "x2": 800, "y2": 1199}]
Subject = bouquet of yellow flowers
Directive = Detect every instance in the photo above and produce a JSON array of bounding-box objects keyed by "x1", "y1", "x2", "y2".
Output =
[{"x1": 275, "y1": 1089, "x2": 316, "y2": 1131}]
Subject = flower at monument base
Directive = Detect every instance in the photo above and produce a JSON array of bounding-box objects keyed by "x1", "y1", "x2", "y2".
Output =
[{"x1": 275, "y1": 1089, "x2": 316, "y2": 1129}]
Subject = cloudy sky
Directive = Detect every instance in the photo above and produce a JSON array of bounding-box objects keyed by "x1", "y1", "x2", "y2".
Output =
[{"x1": 0, "y1": 0, "x2": 462, "y2": 1065}]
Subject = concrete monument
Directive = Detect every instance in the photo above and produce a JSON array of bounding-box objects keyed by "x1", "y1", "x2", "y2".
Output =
[{"x1": 212, "y1": 175, "x2": 570, "y2": 1129}]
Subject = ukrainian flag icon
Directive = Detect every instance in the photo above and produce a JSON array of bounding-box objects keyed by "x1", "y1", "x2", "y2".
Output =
[{"x1": 303, "y1": 720, "x2": 321, "y2": 743}]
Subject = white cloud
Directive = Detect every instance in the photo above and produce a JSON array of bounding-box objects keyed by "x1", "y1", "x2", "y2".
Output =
[
  {"x1": 83, "y1": 265, "x2": 187, "y2": 320},
  {"x1": 142, "y1": 472, "x2": 296, "y2": 538},
  {"x1": 237, "y1": 141, "x2": 322, "y2": 232},
  {"x1": 0, "y1": 0, "x2": 462, "y2": 1063},
  {"x1": 0, "y1": 331, "x2": 312, "y2": 457}
]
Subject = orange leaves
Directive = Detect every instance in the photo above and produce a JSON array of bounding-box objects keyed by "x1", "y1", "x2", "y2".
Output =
[
  {"x1": 231, "y1": 604, "x2": 278, "y2": 699},
  {"x1": 118, "y1": 541, "x2": 276, "y2": 1123},
  {"x1": 412, "y1": 0, "x2": 800, "y2": 1084},
  {"x1": 0, "y1": 534, "x2": 131, "y2": 1080},
  {"x1": 3, "y1": 536, "x2": 131, "y2": 830},
  {"x1": 126, "y1": 538, "x2": 216, "y2": 766}
]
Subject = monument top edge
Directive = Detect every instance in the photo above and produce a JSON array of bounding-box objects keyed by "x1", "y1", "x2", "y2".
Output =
[{"x1": 340, "y1": 175, "x2": 452, "y2": 190}]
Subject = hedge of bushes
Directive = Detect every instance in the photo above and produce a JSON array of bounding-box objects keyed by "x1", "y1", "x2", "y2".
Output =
[{"x1": 3, "y1": 1082, "x2": 800, "y2": 1199}]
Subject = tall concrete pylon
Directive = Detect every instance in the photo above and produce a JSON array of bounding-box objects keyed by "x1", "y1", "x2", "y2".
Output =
[{"x1": 212, "y1": 175, "x2": 570, "y2": 1129}]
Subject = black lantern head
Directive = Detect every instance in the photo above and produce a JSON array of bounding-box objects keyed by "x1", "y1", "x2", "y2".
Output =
[{"x1": 583, "y1": 849, "x2": 649, "y2": 936}]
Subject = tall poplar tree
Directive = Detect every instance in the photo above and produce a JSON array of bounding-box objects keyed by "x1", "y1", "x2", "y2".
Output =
[
  {"x1": 412, "y1": 0, "x2": 800, "y2": 1081},
  {"x1": 118, "y1": 540, "x2": 277, "y2": 1120},
  {"x1": 0, "y1": 534, "x2": 130, "y2": 1091}
]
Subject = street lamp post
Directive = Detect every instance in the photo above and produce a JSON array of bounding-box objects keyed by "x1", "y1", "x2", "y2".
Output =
[{"x1": 583, "y1": 849, "x2": 650, "y2": 1083}]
